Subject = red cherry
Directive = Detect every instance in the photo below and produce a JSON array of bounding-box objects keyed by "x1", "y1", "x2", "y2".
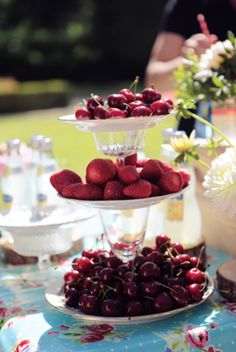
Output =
[
  {"x1": 188, "y1": 283, "x2": 204, "y2": 301},
  {"x1": 131, "y1": 105, "x2": 152, "y2": 117},
  {"x1": 189, "y1": 256, "x2": 204, "y2": 271},
  {"x1": 150, "y1": 100, "x2": 171, "y2": 115},
  {"x1": 142, "y1": 87, "x2": 161, "y2": 103},
  {"x1": 75, "y1": 107, "x2": 91, "y2": 120},
  {"x1": 164, "y1": 98, "x2": 174, "y2": 108},
  {"x1": 63, "y1": 271, "x2": 80, "y2": 283},
  {"x1": 135, "y1": 93, "x2": 143, "y2": 101},
  {"x1": 174, "y1": 254, "x2": 191, "y2": 269},
  {"x1": 185, "y1": 268, "x2": 205, "y2": 284},
  {"x1": 87, "y1": 95, "x2": 104, "y2": 112},
  {"x1": 171, "y1": 242, "x2": 184, "y2": 254},
  {"x1": 155, "y1": 234, "x2": 171, "y2": 252},
  {"x1": 128, "y1": 100, "x2": 144, "y2": 111},
  {"x1": 93, "y1": 106, "x2": 111, "y2": 119},
  {"x1": 73, "y1": 257, "x2": 93, "y2": 273},
  {"x1": 107, "y1": 94, "x2": 128, "y2": 108},
  {"x1": 109, "y1": 108, "x2": 126, "y2": 118},
  {"x1": 119, "y1": 88, "x2": 135, "y2": 102}
]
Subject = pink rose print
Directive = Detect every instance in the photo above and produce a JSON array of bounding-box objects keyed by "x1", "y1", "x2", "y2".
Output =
[
  {"x1": 184, "y1": 325, "x2": 209, "y2": 349},
  {"x1": 14, "y1": 339, "x2": 31, "y2": 352},
  {"x1": 88, "y1": 324, "x2": 114, "y2": 334},
  {"x1": 80, "y1": 332, "x2": 104, "y2": 343},
  {"x1": 208, "y1": 346, "x2": 223, "y2": 352},
  {"x1": 59, "y1": 324, "x2": 70, "y2": 330},
  {"x1": 47, "y1": 331, "x2": 60, "y2": 335},
  {"x1": 0, "y1": 307, "x2": 7, "y2": 317}
]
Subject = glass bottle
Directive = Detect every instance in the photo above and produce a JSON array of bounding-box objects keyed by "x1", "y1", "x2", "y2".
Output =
[
  {"x1": 36, "y1": 137, "x2": 60, "y2": 206},
  {"x1": 1, "y1": 139, "x2": 27, "y2": 208},
  {"x1": 162, "y1": 131, "x2": 205, "y2": 261}
]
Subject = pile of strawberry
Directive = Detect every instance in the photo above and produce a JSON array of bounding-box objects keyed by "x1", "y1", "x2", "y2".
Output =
[
  {"x1": 50, "y1": 155, "x2": 190, "y2": 201},
  {"x1": 75, "y1": 86, "x2": 173, "y2": 120}
]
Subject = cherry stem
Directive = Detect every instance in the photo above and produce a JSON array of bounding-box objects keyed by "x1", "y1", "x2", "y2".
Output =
[
  {"x1": 197, "y1": 245, "x2": 205, "y2": 268},
  {"x1": 129, "y1": 76, "x2": 139, "y2": 94},
  {"x1": 82, "y1": 99, "x2": 87, "y2": 107}
]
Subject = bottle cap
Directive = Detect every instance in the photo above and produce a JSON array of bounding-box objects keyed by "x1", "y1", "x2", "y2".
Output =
[
  {"x1": 6, "y1": 138, "x2": 21, "y2": 152},
  {"x1": 41, "y1": 137, "x2": 52, "y2": 152},
  {"x1": 30, "y1": 135, "x2": 44, "y2": 149},
  {"x1": 162, "y1": 128, "x2": 176, "y2": 143}
]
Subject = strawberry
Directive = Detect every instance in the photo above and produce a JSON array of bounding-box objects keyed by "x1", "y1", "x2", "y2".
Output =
[
  {"x1": 61, "y1": 183, "x2": 103, "y2": 200},
  {"x1": 123, "y1": 179, "x2": 152, "y2": 199},
  {"x1": 124, "y1": 153, "x2": 137, "y2": 166},
  {"x1": 136, "y1": 158, "x2": 148, "y2": 168},
  {"x1": 159, "y1": 161, "x2": 173, "y2": 173},
  {"x1": 86, "y1": 158, "x2": 117, "y2": 185},
  {"x1": 158, "y1": 172, "x2": 183, "y2": 194},
  {"x1": 50, "y1": 169, "x2": 82, "y2": 194},
  {"x1": 178, "y1": 169, "x2": 191, "y2": 188},
  {"x1": 140, "y1": 159, "x2": 164, "y2": 182},
  {"x1": 117, "y1": 165, "x2": 140, "y2": 185},
  {"x1": 151, "y1": 183, "x2": 161, "y2": 196},
  {"x1": 104, "y1": 181, "x2": 125, "y2": 200}
]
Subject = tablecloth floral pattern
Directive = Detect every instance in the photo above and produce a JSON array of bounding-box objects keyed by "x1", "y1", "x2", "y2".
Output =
[{"x1": 0, "y1": 248, "x2": 235, "y2": 352}]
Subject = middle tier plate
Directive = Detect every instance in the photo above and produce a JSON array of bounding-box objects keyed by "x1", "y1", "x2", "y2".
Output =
[
  {"x1": 58, "y1": 112, "x2": 175, "y2": 132},
  {"x1": 59, "y1": 185, "x2": 190, "y2": 210}
]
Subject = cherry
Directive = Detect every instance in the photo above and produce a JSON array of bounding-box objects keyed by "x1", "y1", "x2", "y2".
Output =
[
  {"x1": 82, "y1": 277, "x2": 93, "y2": 290},
  {"x1": 153, "y1": 292, "x2": 173, "y2": 312},
  {"x1": 81, "y1": 295, "x2": 98, "y2": 314},
  {"x1": 142, "y1": 281, "x2": 160, "y2": 297},
  {"x1": 128, "y1": 100, "x2": 144, "y2": 111},
  {"x1": 64, "y1": 271, "x2": 80, "y2": 284},
  {"x1": 101, "y1": 299, "x2": 123, "y2": 316},
  {"x1": 73, "y1": 257, "x2": 93, "y2": 273},
  {"x1": 124, "y1": 281, "x2": 138, "y2": 298},
  {"x1": 108, "y1": 108, "x2": 126, "y2": 118},
  {"x1": 116, "y1": 264, "x2": 129, "y2": 277},
  {"x1": 111, "y1": 281, "x2": 123, "y2": 296},
  {"x1": 106, "y1": 256, "x2": 122, "y2": 269},
  {"x1": 75, "y1": 107, "x2": 91, "y2": 120},
  {"x1": 99, "y1": 268, "x2": 114, "y2": 283},
  {"x1": 146, "y1": 250, "x2": 164, "y2": 265},
  {"x1": 142, "y1": 87, "x2": 161, "y2": 103},
  {"x1": 124, "y1": 271, "x2": 139, "y2": 283},
  {"x1": 135, "y1": 93, "x2": 143, "y2": 101},
  {"x1": 187, "y1": 283, "x2": 204, "y2": 302},
  {"x1": 126, "y1": 300, "x2": 143, "y2": 316},
  {"x1": 87, "y1": 95, "x2": 104, "y2": 112},
  {"x1": 174, "y1": 254, "x2": 191, "y2": 269},
  {"x1": 155, "y1": 234, "x2": 171, "y2": 252},
  {"x1": 164, "y1": 98, "x2": 174, "y2": 108},
  {"x1": 150, "y1": 100, "x2": 170, "y2": 115},
  {"x1": 82, "y1": 249, "x2": 101, "y2": 259},
  {"x1": 119, "y1": 88, "x2": 135, "y2": 102},
  {"x1": 141, "y1": 246, "x2": 153, "y2": 257},
  {"x1": 189, "y1": 257, "x2": 204, "y2": 271},
  {"x1": 64, "y1": 287, "x2": 79, "y2": 301},
  {"x1": 107, "y1": 94, "x2": 127, "y2": 108},
  {"x1": 133, "y1": 254, "x2": 146, "y2": 269},
  {"x1": 93, "y1": 106, "x2": 111, "y2": 119},
  {"x1": 139, "y1": 262, "x2": 160, "y2": 279},
  {"x1": 88, "y1": 324, "x2": 114, "y2": 334},
  {"x1": 167, "y1": 277, "x2": 185, "y2": 287},
  {"x1": 90, "y1": 282, "x2": 101, "y2": 296},
  {"x1": 170, "y1": 285, "x2": 190, "y2": 306},
  {"x1": 80, "y1": 333, "x2": 104, "y2": 343},
  {"x1": 131, "y1": 105, "x2": 152, "y2": 117},
  {"x1": 124, "y1": 153, "x2": 137, "y2": 166},
  {"x1": 171, "y1": 243, "x2": 184, "y2": 255},
  {"x1": 185, "y1": 268, "x2": 205, "y2": 284}
]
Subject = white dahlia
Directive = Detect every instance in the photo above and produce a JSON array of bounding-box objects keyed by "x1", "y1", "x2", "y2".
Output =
[{"x1": 203, "y1": 147, "x2": 236, "y2": 218}]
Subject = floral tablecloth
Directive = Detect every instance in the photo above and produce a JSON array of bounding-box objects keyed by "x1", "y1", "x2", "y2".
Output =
[{"x1": 0, "y1": 248, "x2": 235, "y2": 352}]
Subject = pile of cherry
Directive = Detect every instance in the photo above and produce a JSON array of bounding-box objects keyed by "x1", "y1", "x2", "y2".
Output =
[
  {"x1": 63, "y1": 234, "x2": 207, "y2": 317},
  {"x1": 50, "y1": 156, "x2": 190, "y2": 201},
  {"x1": 75, "y1": 86, "x2": 173, "y2": 120}
]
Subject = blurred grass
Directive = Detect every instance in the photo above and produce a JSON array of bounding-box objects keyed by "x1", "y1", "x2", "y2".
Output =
[{"x1": 0, "y1": 108, "x2": 176, "y2": 177}]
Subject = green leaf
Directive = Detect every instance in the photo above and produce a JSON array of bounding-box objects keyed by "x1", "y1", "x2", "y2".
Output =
[
  {"x1": 228, "y1": 31, "x2": 236, "y2": 46},
  {"x1": 211, "y1": 75, "x2": 224, "y2": 88}
]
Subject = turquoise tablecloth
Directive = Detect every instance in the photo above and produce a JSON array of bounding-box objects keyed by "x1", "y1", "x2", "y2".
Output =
[{"x1": 0, "y1": 248, "x2": 235, "y2": 352}]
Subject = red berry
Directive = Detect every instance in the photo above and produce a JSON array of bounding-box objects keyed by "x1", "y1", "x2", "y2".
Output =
[
  {"x1": 171, "y1": 242, "x2": 184, "y2": 254},
  {"x1": 142, "y1": 87, "x2": 161, "y2": 103},
  {"x1": 107, "y1": 94, "x2": 127, "y2": 108},
  {"x1": 150, "y1": 100, "x2": 170, "y2": 115},
  {"x1": 109, "y1": 108, "x2": 126, "y2": 118},
  {"x1": 131, "y1": 105, "x2": 152, "y2": 117},
  {"x1": 86, "y1": 158, "x2": 117, "y2": 185},
  {"x1": 50, "y1": 169, "x2": 82, "y2": 194},
  {"x1": 93, "y1": 106, "x2": 111, "y2": 119},
  {"x1": 87, "y1": 95, "x2": 104, "y2": 112},
  {"x1": 140, "y1": 159, "x2": 164, "y2": 182},
  {"x1": 178, "y1": 169, "x2": 191, "y2": 188},
  {"x1": 104, "y1": 180, "x2": 125, "y2": 200},
  {"x1": 123, "y1": 179, "x2": 152, "y2": 199},
  {"x1": 119, "y1": 88, "x2": 135, "y2": 102},
  {"x1": 153, "y1": 292, "x2": 172, "y2": 312},
  {"x1": 64, "y1": 271, "x2": 80, "y2": 283},
  {"x1": 128, "y1": 100, "x2": 144, "y2": 111},
  {"x1": 185, "y1": 268, "x2": 205, "y2": 284},
  {"x1": 158, "y1": 171, "x2": 183, "y2": 194},
  {"x1": 150, "y1": 183, "x2": 161, "y2": 196},
  {"x1": 73, "y1": 257, "x2": 93, "y2": 273},
  {"x1": 118, "y1": 165, "x2": 140, "y2": 185},
  {"x1": 124, "y1": 153, "x2": 137, "y2": 166},
  {"x1": 61, "y1": 183, "x2": 103, "y2": 200},
  {"x1": 164, "y1": 98, "x2": 174, "y2": 108},
  {"x1": 155, "y1": 234, "x2": 171, "y2": 251},
  {"x1": 174, "y1": 254, "x2": 191, "y2": 269},
  {"x1": 187, "y1": 283, "x2": 204, "y2": 301},
  {"x1": 75, "y1": 107, "x2": 91, "y2": 120},
  {"x1": 135, "y1": 93, "x2": 143, "y2": 101}
]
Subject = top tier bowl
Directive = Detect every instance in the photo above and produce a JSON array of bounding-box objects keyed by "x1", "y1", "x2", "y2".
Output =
[{"x1": 58, "y1": 113, "x2": 174, "y2": 132}]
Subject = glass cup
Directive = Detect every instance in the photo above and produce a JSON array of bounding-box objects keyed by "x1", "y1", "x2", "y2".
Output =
[{"x1": 98, "y1": 206, "x2": 150, "y2": 261}]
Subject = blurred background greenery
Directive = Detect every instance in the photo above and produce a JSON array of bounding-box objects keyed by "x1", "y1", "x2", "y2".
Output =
[{"x1": 0, "y1": 0, "x2": 175, "y2": 174}]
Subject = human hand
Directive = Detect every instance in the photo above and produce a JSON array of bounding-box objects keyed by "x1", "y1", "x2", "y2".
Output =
[{"x1": 182, "y1": 33, "x2": 217, "y2": 57}]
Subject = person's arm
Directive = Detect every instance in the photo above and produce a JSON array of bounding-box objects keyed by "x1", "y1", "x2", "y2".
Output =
[{"x1": 145, "y1": 32, "x2": 217, "y2": 91}]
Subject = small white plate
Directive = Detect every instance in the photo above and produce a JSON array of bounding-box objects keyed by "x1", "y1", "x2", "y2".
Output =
[
  {"x1": 59, "y1": 185, "x2": 190, "y2": 210},
  {"x1": 0, "y1": 205, "x2": 96, "y2": 232},
  {"x1": 58, "y1": 113, "x2": 175, "y2": 132},
  {"x1": 45, "y1": 273, "x2": 214, "y2": 325}
]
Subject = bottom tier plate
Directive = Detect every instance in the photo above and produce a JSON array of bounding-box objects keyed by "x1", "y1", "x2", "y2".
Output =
[{"x1": 45, "y1": 273, "x2": 214, "y2": 325}]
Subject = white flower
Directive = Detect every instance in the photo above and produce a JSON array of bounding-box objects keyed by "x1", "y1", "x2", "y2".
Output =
[
  {"x1": 170, "y1": 130, "x2": 195, "y2": 153},
  {"x1": 195, "y1": 69, "x2": 213, "y2": 82},
  {"x1": 203, "y1": 147, "x2": 236, "y2": 218}
]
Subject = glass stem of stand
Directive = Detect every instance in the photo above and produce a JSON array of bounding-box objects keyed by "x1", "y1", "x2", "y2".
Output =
[{"x1": 37, "y1": 254, "x2": 51, "y2": 271}]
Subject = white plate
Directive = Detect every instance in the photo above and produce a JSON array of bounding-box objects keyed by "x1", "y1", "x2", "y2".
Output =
[
  {"x1": 58, "y1": 185, "x2": 190, "y2": 210},
  {"x1": 45, "y1": 273, "x2": 214, "y2": 325},
  {"x1": 58, "y1": 113, "x2": 175, "y2": 132},
  {"x1": 0, "y1": 205, "x2": 96, "y2": 232}
]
